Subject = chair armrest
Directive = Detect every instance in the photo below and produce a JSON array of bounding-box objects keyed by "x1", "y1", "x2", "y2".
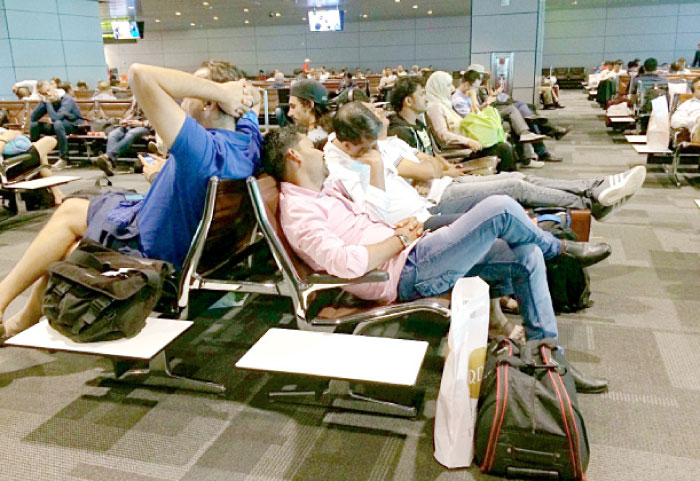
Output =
[{"x1": 308, "y1": 269, "x2": 389, "y2": 284}]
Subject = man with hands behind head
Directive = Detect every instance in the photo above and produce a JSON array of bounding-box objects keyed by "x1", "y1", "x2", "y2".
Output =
[{"x1": 0, "y1": 61, "x2": 261, "y2": 338}]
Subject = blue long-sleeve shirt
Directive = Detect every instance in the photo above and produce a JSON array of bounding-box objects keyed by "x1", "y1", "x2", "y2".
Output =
[{"x1": 30, "y1": 95, "x2": 82, "y2": 125}]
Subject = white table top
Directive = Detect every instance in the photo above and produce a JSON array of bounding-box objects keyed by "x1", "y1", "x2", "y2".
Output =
[
  {"x1": 609, "y1": 116, "x2": 635, "y2": 122},
  {"x1": 4, "y1": 318, "x2": 192, "y2": 361},
  {"x1": 235, "y1": 328, "x2": 429, "y2": 387},
  {"x1": 5, "y1": 175, "x2": 80, "y2": 190},
  {"x1": 633, "y1": 144, "x2": 672, "y2": 154},
  {"x1": 625, "y1": 135, "x2": 647, "y2": 143}
]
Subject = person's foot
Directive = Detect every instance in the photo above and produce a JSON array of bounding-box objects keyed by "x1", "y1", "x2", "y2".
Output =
[
  {"x1": 552, "y1": 126, "x2": 570, "y2": 140},
  {"x1": 542, "y1": 104, "x2": 557, "y2": 110},
  {"x1": 555, "y1": 103, "x2": 566, "y2": 109},
  {"x1": 92, "y1": 154, "x2": 115, "y2": 176},
  {"x1": 569, "y1": 364, "x2": 608, "y2": 394},
  {"x1": 591, "y1": 195, "x2": 632, "y2": 222},
  {"x1": 521, "y1": 159, "x2": 545, "y2": 168},
  {"x1": 560, "y1": 240, "x2": 612, "y2": 267},
  {"x1": 592, "y1": 166, "x2": 646, "y2": 206},
  {"x1": 489, "y1": 299, "x2": 526, "y2": 343},
  {"x1": 1, "y1": 311, "x2": 39, "y2": 339},
  {"x1": 519, "y1": 131, "x2": 546, "y2": 143},
  {"x1": 540, "y1": 154, "x2": 563, "y2": 162},
  {"x1": 52, "y1": 157, "x2": 67, "y2": 170},
  {"x1": 148, "y1": 141, "x2": 159, "y2": 154}
]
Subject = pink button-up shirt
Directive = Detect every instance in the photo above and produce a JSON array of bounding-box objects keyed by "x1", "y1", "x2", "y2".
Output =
[{"x1": 279, "y1": 180, "x2": 413, "y2": 303}]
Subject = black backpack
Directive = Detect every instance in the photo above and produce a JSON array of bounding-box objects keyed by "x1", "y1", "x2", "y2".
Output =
[
  {"x1": 536, "y1": 213, "x2": 592, "y2": 313},
  {"x1": 475, "y1": 337, "x2": 590, "y2": 480},
  {"x1": 43, "y1": 240, "x2": 174, "y2": 342}
]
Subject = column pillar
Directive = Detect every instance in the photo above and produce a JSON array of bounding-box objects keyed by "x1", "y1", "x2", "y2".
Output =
[
  {"x1": 0, "y1": 0, "x2": 107, "y2": 99},
  {"x1": 470, "y1": 0, "x2": 545, "y2": 104}
]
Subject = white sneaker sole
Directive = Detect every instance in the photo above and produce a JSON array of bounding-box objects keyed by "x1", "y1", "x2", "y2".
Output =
[{"x1": 597, "y1": 166, "x2": 646, "y2": 206}]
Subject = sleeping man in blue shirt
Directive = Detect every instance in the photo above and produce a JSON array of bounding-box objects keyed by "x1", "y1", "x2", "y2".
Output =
[{"x1": 0, "y1": 60, "x2": 262, "y2": 337}]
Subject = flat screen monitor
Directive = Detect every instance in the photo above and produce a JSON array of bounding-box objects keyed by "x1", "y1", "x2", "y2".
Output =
[
  {"x1": 308, "y1": 9, "x2": 343, "y2": 32},
  {"x1": 111, "y1": 20, "x2": 140, "y2": 40}
]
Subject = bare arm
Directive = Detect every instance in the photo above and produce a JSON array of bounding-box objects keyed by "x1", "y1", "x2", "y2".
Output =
[
  {"x1": 357, "y1": 149, "x2": 386, "y2": 191},
  {"x1": 128, "y1": 64, "x2": 251, "y2": 149},
  {"x1": 397, "y1": 154, "x2": 441, "y2": 182}
]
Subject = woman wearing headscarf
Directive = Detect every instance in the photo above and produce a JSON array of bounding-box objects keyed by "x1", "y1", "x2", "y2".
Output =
[{"x1": 425, "y1": 70, "x2": 517, "y2": 172}]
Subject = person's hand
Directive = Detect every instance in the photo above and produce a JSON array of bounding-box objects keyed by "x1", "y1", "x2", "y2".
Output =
[
  {"x1": 466, "y1": 139, "x2": 482, "y2": 151},
  {"x1": 357, "y1": 148, "x2": 382, "y2": 166},
  {"x1": 138, "y1": 153, "x2": 166, "y2": 180},
  {"x1": 242, "y1": 79, "x2": 262, "y2": 108},
  {"x1": 495, "y1": 85, "x2": 504, "y2": 95},
  {"x1": 443, "y1": 163, "x2": 472, "y2": 178},
  {"x1": 217, "y1": 79, "x2": 254, "y2": 118},
  {"x1": 485, "y1": 96, "x2": 496, "y2": 105},
  {"x1": 415, "y1": 184, "x2": 430, "y2": 196},
  {"x1": 394, "y1": 217, "x2": 423, "y2": 243}
]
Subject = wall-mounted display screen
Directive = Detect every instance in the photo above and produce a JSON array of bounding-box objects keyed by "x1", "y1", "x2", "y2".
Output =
[
  {"x1": 102, "y1": 18, "x2": 140, "y2": 42},
  {"x1": 308, "y1": 9, "x2": 343, "y2": 32}
]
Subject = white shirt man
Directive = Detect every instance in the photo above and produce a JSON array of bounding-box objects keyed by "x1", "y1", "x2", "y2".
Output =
[{"x1": 670, "y1": 80, "x2": 700, "y2": 131}]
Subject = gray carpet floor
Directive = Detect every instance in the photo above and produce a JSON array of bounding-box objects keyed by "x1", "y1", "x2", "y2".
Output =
[{"x1": 0, "y1": 90, "x2": 698, "y2": 480}]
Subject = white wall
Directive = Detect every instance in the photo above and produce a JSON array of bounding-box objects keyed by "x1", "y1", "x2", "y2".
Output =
[
  {"x1": 104, "y1": 16, "x2": 470, "y2": 76},
  {"x1": 543, "y1": 3, "x2": 700, "y2": 69}
]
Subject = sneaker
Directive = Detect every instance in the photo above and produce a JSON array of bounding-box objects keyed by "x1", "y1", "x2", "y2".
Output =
[
  {"x1": 148, "y1": 141, "x2": 159, "y2": 154},
  {"x1": 519, "y1": 131, "x2": 546, "y2": 142},
  {"x1": 92, "y1": 154, "x2": 115, "y2": 176},
  {"x1": 521, "y1": 159, "x2": 545, "y2": 168},
  {"x1": 592, "y1": 196, "x2": 632, "y2": 222},
  {"x1": 593, "y1": 165, "x2": 646, "y2": 206},
  {"x1": 540, "y1": 154, "x2": 563, "y2": 162},
  {"x1": 52, "y1": 158, "x2": 67, "y2": 170},
  {"x1": 552, "y1": 126, "x2": 571, "y2": 140}
]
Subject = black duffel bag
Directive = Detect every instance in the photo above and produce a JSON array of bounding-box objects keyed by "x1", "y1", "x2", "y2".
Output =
[
  {"x1": 42, "y1": 239, "x2": 174, "y2": 342},
  {"x1": 475, "y1": 337, "x2": 590, "y2": 481}
]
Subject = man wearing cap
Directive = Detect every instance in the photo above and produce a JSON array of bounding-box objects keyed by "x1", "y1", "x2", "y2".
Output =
[{"x1": 288, "y1": 79, "x2": 332, "y2": 146}]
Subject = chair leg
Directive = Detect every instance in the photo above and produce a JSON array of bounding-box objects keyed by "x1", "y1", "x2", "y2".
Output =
[
  {"x1": 108, "y1": 351, "x2": 226, "y2": 394},
  {"x1": 268, "y1": 379, "x2": 420, "y2": 418}
]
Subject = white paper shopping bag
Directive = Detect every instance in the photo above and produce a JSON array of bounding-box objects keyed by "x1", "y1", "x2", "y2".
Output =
[
  {"x1": 433, "y1": 277, "x2": 490, "y2": 469},
  {"x1": 646, "y1": 95, "x2": 670, "y2": 151}
]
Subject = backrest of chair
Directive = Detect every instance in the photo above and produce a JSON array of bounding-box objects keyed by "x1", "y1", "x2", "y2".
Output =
[
  {"x1": 423, "y1": 111, "x2": 449, "y2": 153},
  {"x1": 618, "y1": 75, "x2": 631, "y2": 95},
  {"x1": 247, "y1": 175, "x2": 310, "y2": 294}
]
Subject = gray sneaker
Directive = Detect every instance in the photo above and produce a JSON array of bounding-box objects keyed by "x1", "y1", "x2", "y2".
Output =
[
  {"x1": 522, "y1": 159, "x2": 545, "y2": 168},
  {"x1": 52, "y1": 158, "x2": 67, "y2": 170}
]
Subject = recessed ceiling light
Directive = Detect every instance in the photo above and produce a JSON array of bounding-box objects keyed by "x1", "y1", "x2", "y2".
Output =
[
  {"x1": 275, "y1": 12, "x2": 281, "y2": 16},
  {"x1": 362, "y1": 14, "x2": 367, "y2": 18},
  {"x1": 245, "y1": 19, "x2": 250, "y2": 23},
  {"x1": 128, "y1": 5, "x2": 134, "y2": 9},
  {"x1": 412, "y1": 4, "x2": 418, "y2": 8},
  {"x1": 244, "y1": 8, "x2": 249, "y2": 12},
  {"x1": 175, "y1": 11, "x2": 181, "y2": 15},
  {"x1": 213, "y1": 16, "x2": 219, "y2": 20},
  {"x1": 202, "y1": 1, "x2": 209, "y2": 5},
  {"x1": 427, "y1": 9, "x2": 432, "y2": 14},
  {"x1": 190, "y1": 22, "x2": 196, "y2": 26},
  {"x1": 302, "y1": 17, "x2": 306, "y2": 20},
  {"x1": 395, "y1": 0, "x2": 400, "y2": 3},
  {"x1": 155, "y1": 18, "x2": 160, "y2": 22}
]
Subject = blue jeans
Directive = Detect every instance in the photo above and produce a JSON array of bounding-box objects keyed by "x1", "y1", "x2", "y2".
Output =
[
  {"x1": 398, "y1": 195, "x2": 561, "y2": 340},
  {"x1": 106, "y1": 126, "x2": 150, "y2": 161},
  {"x1": 30, "y1": 120, "x2": 76, "y2": 158}
]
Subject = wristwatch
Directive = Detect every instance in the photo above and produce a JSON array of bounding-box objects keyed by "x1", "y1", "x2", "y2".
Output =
[{"x1": 396, "y1": 234, "x2": 411, "y2": 248}]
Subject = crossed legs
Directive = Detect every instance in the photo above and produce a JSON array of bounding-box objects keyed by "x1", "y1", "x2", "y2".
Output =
[{"x1": 0, "y1": 198, "x2": 89, "y2": 336}]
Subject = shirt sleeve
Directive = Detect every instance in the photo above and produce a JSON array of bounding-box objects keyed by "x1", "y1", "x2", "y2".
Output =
[
  {"x1": 30, "y1": 102, "x2": 47, "y2": 122},
  {"x1": 56, "y1": 96, "x2": 80, "y2": 122},
  {"x1": 389, "y1": 125, "x2": 418, "y2": 148},
  {"x1": 169, "y1": 115, "x2": 215, "y2": 174},
  {"x1": 280, "y1": 195, "x2": 370, "y2": 279},
  {"x1": 426, "y1": 104, "x2": 474, "y2": 147}
]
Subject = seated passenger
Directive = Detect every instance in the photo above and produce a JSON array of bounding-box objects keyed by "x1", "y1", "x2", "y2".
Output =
[
  {"x1": 29, "y1": 80, "x2": 83, "y2": 166},
  {"x1": 425, "y1": 71, "x2": 518, "y2": 171},
  {"x1": 92, "y1": 98, "x2": 151, "y2": 176},
  {"x1": 264, "y1": 126, "x2": 608, "y2": 392},
  {"x1": 287, "y1": 79, "x2": 332, "y2": 146},
  {"x1": 0, "y1": 61, "x2": 262, "y2": 337},
  {"x1": 670, "y1": 77, "x2": 700, "y2": 132},
  {"x1": 333, "y1": 101, "x2": 643, "y2": 229},
  {"x1": 91, "y1": 80, "x2": 118, "y2": 101},
  {"x1": 0, "y1": 129, "x2": 65, "y2": 204}
]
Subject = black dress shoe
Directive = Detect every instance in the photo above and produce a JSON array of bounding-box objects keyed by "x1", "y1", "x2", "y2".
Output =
[
  {"x1": 569, "y1": 364, "x2": 608, "y2": 394},
  {"x1": 560, "y1": 240, "x2": 611, "y2": 268},
  {"x1": 553, "y1": 126, "x2": 570, "y2": 140}
]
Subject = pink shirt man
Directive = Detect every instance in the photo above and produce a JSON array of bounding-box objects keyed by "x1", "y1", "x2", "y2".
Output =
[{"x1": 279, "y1": 180, "x2": 414, "y2": 303}]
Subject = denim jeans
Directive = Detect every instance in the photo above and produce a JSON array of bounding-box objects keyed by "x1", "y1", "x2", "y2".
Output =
[
  {"x1": 106, "y1": 126, "x2": 150, "y2": 161},
  {"x1": 29, "y1": 120, "x2": 76, "y2": 158},
  {"x1": 398, "y1": 195, "x2": 561, "y2": 340},
  {"x1": 430, "y1": 172, "x2": 601, "y2": 217}
]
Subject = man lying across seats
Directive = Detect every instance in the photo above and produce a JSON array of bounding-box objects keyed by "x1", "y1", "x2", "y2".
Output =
[
  {"x1": 0, "y1": 60, "x2": 262, "y2": 337},
  {"x1": 332, "y1": 100, "x2": 645, "y2": 229},
  {"x1": 263, "y1": 125, "x2": 608, "y2": 393}
]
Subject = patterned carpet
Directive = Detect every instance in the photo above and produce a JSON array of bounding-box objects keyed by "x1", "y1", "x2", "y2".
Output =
[{"x1": 0, "y1": 90, "x2": 699, "y2": 481}]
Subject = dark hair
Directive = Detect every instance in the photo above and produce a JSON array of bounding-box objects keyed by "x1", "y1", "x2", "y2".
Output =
[
  {"x1": 332, "y1": 102, "x2": 382, "y2": 143},
  {"x1": 15, "y1": 86, "x2": 30, "y2": 99},
  {"x1": 692, "y1": 77, "x2": 700, "y2": 92},
  {"x1": 391, "y1": 77, "x2": 420, "y2": 112},
  {"x1": 614, "y1": 59, "x2": 623, "y2": 65},
  {"x1": 643, "y1": 58, "x2": 658, "y2": 73},
  {"x1": 76, "y1": 80, "x2": 88, "y2": 89},
  {"x1": 200, "y1": 59, "x2": 243, "y2": 82},
  {"x1": 462, "y1": 70, "x2": 480, "y2": 85},
  {"x1": 670, "y1": 62, "x2": 681, "y2": 73},
  {"x1": 262, "y1": 125, "x2": 304, "y2": 182}
]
